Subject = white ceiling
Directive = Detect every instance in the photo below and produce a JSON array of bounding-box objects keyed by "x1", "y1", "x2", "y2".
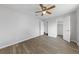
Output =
[{"x1": 1, "y1": 4, "x2": 79, "y2": 20}]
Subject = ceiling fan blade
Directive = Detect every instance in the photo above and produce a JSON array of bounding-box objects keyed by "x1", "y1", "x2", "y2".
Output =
[
  {"x1": 40, "y1": 4, "x2": 43, "y2": 10},
  {"x1": 46, "y1": 11, "x2": 52, "y2": 14},
  {"x1": 35, "y1": 11, "x2": 42, "y2": 13},
  {"x1": 47, "y1": 5, "x2": 55, "y2": 10}
]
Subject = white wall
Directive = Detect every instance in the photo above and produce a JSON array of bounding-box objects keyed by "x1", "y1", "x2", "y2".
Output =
[
  {"x1": 0, "y1": 6, "x2": 40, "y2": 48},
  {"x1": 48, "y1": 19, "x2": 57, "y2": 37},
  {"x1": 70, "y1": 8, "x2": 79, "y2": 46},
  {"x1": 70, "y1": 7, "x2": 79, "y2": 46},
  {"x1": 70, "y1": 11, "x2": 77, "y2": 43},
  {"x1": 76, "y1": 8, "x2": 79, "y2": 46}
]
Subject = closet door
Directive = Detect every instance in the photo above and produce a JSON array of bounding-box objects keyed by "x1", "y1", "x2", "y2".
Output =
[{"x1": 63, "y1": 16, "x2": 70, "y2": 42}]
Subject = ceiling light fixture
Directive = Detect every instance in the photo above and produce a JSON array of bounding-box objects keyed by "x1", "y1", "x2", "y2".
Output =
[{"x1": 42, "y1": 11, "x2": 46, "y2": 15}]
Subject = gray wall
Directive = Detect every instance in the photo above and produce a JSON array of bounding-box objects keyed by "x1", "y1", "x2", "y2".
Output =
[
  {"x1": 0, "y1": 6, "x2": 40, "y2": 48},
  {"x1": 48, "y1": 19, "x2": 57, "y2": 37},
  {"x1": 70, "y1": 11, "x2": 77, "y2": 43},
  {"x1": 76, "y1": 8, "x2": 79, "y2": 46}
]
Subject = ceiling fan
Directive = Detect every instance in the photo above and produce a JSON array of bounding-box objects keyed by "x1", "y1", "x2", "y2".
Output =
[{"x1": 35, "y1": 4, "x2": 56, "y2": 16}]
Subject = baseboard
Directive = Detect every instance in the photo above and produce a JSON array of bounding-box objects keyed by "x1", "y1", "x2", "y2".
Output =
[
  {"x1": 70, "y1": 39, "x2": 77, "y2": 43},
  {"x1": 77, "y1": 42, "x2": 79, "y2": 46},
  {"x1": 70, "y1": 40, "x2": 79, "y2": 46},
  {"x1": 0, "y1": 35, "x2": 39, "y2": 49},
  {"x1": 50, "y1": 34, "x2": 57, "y2": 38}
]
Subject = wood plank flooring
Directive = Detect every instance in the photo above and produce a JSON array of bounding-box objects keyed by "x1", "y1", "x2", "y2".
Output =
[{"x1": 0, "y1": 35, "x2": 79, "y2": 54}]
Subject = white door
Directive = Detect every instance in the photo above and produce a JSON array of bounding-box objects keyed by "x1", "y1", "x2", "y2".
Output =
[{"x1": 63, "y1": 16, "x2": 70, "y2": 42}]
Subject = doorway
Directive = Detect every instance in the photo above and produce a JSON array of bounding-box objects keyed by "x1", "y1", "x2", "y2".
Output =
[
  {"x1": 57, "y1": 19, "x2": 63, "y2": 40},
  {"x1": 44, "y1": 21, "x2": 48, "y2": 36},
  {"x1": 39, "y1": 20, "x2": 44, "y2": 35},
  {"x1": 57, "y1": 24, "x2": 63, "y2": 39}
]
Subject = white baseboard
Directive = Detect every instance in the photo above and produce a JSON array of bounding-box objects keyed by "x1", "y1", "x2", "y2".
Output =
[
  {"x1": 71, "y1": 40, "x2": 79, "y2": 46},
  {"x1": 0, "y1": 35, "x2": 39, "y2": 49},
  {"x1": 48, "y1": 34, "x2": 57, "y2": 38}
]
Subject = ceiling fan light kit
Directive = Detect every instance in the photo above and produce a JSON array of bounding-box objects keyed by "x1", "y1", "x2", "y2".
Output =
[{"x1": 42, "y1": 11, "x2": 46, "y2": 15}]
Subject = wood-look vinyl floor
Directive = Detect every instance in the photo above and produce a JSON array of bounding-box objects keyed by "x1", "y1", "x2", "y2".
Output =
[{"x1": 0, "y1": 35, "x2": 79, "y2": 54}]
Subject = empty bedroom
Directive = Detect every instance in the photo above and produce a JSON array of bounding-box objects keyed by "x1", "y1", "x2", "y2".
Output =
[{"x1": 0, "y1": 4, "x2": 79, "y2": 54}]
